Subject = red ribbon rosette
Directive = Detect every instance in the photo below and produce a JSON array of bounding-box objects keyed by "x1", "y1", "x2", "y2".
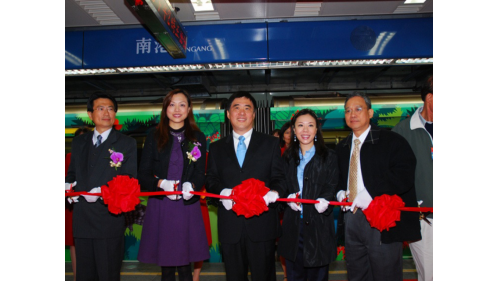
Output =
[
  {"x1": 101, "y1": 175, "x2": 141, "y2": 215},
  {"x1": 231, "y1": 178, "x2": 270, "y2": 218},
  {"x1": 363, "y1": 194, "x2": 405, "y2": 232}
]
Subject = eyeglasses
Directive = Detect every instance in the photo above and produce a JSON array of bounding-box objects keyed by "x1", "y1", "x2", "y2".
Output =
[
  {"x1": 94, "y1": 106, "x2": 115, "y2": 112},
  {"x1": 345, "y1": 106, "x2": 366, "y2": 114}
]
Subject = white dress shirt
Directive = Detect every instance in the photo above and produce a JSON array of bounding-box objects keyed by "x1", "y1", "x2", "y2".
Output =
[
  {"x1": 346, "y1": 125, "x2": 371, "y2": 197},
  {"x1": 232, "y1": 129, "x2": 253, "y2": 153},
  {"x1": 92, "y1": 128, "x2": 112, "y2": 145}
]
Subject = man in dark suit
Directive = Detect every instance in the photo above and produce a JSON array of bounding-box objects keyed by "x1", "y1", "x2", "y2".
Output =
[
  {"x1": 335, "y1": 92, "x2": 421, "y2": 281},
  {"x1": 65, "y1": 93, "x2": 137, "y2": 281},
  {"x1": 206, "y1": 91, "x2": 286, "y2": 281}
]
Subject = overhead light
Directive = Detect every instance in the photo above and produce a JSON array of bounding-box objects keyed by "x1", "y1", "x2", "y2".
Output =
[
  {"x1": 404, "y1": 0, "x2": 426, "y2": 3},
  {"x1": 190, "y1": 0, "x2": 214, "y2": 12},
  {"x1": 65, "y1": 58, "x2": 432, "y2": 76},
  {"x1": 294, "y1": 2, "x2": 322, "y2": 17},
  {"x1": 75, "y1": 0, "x2": 124, "y2": 25}
]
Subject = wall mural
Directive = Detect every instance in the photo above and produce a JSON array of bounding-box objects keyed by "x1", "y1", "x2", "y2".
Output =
[{"x1": 65, "y1": 103, "x2": 421, "y2": 262}]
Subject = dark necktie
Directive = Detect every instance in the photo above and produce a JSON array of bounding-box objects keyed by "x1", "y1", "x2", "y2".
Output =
[{"x1": 95, "y1": 135, "x2": 102, "y2": 148}]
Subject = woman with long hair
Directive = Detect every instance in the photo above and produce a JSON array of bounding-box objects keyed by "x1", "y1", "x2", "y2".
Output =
[
  {"x1": 137, "y1": 89, "x2": 210, "y2": 281},
  {"x1": 278, "y1": 109, "x2": 339, "y2": 281}
]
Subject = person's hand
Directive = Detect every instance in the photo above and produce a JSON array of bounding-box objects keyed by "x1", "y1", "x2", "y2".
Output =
[
  {"x1": 314, "y1": 198, "x2": 329, "y2": 214},
  {"x1": 65, "y1": 181, "x2": 77, "y2": 191},
  {"x1": 336, "y1": 190, "x2": 349, "y2": 212},
  {"x1": 350, "y1": 189, "x2": 373, "y2": 212},
  {"x1": 263, "y1": 190, "x2": 279, "y2": 206},
  {"x1": 182, "y1": 182, "x2": 194, "y2": 200},
  {"x1": 82, "y1": 187, "x2": 101, "y2": 203},
  {"x1": 160, "y1": 180, "x2": 181, "y2": 200},
  {"x1": 220, "y1": 188, "x2": 233, "y2": 210},
  {"x1": 287, "y1": 193, "x2": 302, "y2": 212},
  {"x1": 66, "y1": 181, "x2": 79, "y2": 203}
]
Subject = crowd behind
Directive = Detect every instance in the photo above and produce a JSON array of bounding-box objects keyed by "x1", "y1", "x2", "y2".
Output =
[{"x1": 65, "y1": 75, "x2": 433, "y2": 281}]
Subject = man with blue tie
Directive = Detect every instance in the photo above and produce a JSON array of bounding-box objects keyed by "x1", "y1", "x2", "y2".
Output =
[{"x1": 206, "y1": 91, "x2": 286, "y2": 281}]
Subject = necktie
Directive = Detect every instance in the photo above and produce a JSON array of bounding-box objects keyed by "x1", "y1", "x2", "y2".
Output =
[
  {"x1": 236, "y1": 136, "x2": 246, "y2": 167},
  {"x1": 95, "y1": 135, "x2": 102, "y2": 148},
  {"x1": 348, "y1": 139, "x2": 361, "y2": 202}
]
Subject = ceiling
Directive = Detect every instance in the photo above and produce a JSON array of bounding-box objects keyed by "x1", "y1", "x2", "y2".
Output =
[{"x1": 65, "y1": 0, "x2": 433, "y2": 104}]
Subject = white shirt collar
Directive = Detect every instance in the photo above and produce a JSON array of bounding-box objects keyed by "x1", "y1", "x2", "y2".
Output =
[
  {"x1": 93, "y1": 128, "x2": 112, "y2": 145},
  {"x1": 352, "y1": 125, "x2": 371, "y2": 146},
  {"x1": 233, "y1": 128, "x2": 253, "y2": 152}
]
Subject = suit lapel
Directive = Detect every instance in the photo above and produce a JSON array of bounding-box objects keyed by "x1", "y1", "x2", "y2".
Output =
[
  {"x1": 242, "y1": 130, "x2": 261, "y2": 168},
  {"x1": 223, "y1": 133, "x2": 239, "y2": 167},
  {"x1": 89, "y1": 129, "x2": 118, "y2": 183}
]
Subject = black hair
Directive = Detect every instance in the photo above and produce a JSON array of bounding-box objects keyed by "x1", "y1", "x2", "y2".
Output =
[
  {"x1": 271, "y1": 129, "x2": 280, "y2": 136},
  {"x1": 420, "y1": 75, "x2": 433, "y2": 102},
  {"x1": 344, "y1": 91, "x2": 372, "y2": 110},
  {"x1": 74, "y1": 127, "x2": 91, "y2": 137},
  {"x1": 284, "y1": 109, "x2": 328, "y2": 166},
  {"x1": 87, "y1": 92, "x2": 118, "y2": 112},
  {"x1": 226, "y1": 91, "x2": 257, "y2": 112},
  {"x1": 279, "y1": 121, "x2": 292, "y2": 148}
]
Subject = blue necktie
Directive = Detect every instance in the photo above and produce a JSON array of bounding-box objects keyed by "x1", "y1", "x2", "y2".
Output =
[
  {"x1": 236, "y1": 136, "x2": 246, "y2": 167},
  {"x1": 95, "y1": 135, "x2": 102, "y2": 148}
]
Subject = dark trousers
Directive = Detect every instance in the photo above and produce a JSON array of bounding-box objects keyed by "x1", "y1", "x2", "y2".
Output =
[
  {"x1": 74, "y1": 236, "x2": 124, "y2": 281},
  {"x1": 220, "y1": 228, "x2": 276, "y2": 281},
  {"x1": 285, "y1": 220, "x2": 329, "y2": 281},
  {"x1": 344, "y1": 211, "x2": 403, "y2": 281}
]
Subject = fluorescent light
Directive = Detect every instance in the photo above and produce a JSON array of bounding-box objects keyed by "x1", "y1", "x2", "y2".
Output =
[
  {"x1": 404, "y1": 0, "x2": 426, "y2": 4},
  {"x1": 190, "y1": 0, "x2": 214, "y2": 12}
]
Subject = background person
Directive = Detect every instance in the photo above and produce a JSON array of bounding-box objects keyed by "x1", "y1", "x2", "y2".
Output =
[
  {"x1": 279, "y1": 121, "x2": 292, "y2": 155},
  {"x1": 65, "y1": 126, "x2": 90, "y2": 281},
  {"x1": 278, "y1": 109, "x2": 338, "y2": 281},
  {"x1": 392, "y1": 75, "x2": 433, "y2": 281},
  {"x1": 137, "y1": 89, "x2": 210, "y2": 281}
]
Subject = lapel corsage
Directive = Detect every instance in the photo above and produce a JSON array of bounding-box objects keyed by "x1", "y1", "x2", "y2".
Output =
[
  {"x1": 186, "y1": 141, "x2": 202, "y2": 164},
  {"x1": 108, "y1": 148, "x2": 124, "y2": 170}
]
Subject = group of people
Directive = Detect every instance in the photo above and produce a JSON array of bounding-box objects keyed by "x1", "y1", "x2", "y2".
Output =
[{"x1": 65, "y1": 75, "x2": 432, "y2": 281}]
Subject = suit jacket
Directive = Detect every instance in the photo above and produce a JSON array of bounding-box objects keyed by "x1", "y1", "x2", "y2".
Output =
[
  {"x1": 66, "y1": 129, "x2": 137, "y2": 239},
  {"x1": 138, "y1": 128, "x2": 206, "y2": 205},
  {"x1": 206, "y1": 130, "x2": 286, "y2": 244},
  {"x1": 335, "y1": 125, "x2": 421, "y2": 243},
  {"x1": 277, "y1": 148, "x2": 338, "y2": 267}
]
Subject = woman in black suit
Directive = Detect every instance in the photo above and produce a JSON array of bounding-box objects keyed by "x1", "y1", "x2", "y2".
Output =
[
  {"x1": 277, "y1": 109, "x2": 339, "y2": 281},
  {"x1": 137, "y1": 89, "x2": 210, "y2": 281}
]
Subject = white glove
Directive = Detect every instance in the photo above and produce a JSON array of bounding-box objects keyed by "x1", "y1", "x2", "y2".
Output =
[
  {"x1": 350, "y1": 189, "x2": 373, "y2": 212},
  {"x1": 160, "y1": 180, "x2": 180, "y2": 201},
  {"x1": 182, "y1": 182, "x2": 194, "y2": 200},
  {"x1": 287, "y1": 193, "x2": 302, "y2": 212},
  {"x1": 65, "y1": 181, "x2": 77, "y2": 191},
  {"x1": 220, "y1": 188, "x2": 233, "y2": 210},
  {"x1": 336, "y1": 190, "x2": 349, "y2": 212},
  {"x1": 82, "y1": 187, "x2": 101, "y2": 203},
  {"x1": 263, "y1": 190, "x2": 279, "y2": 206},
  {"x1": 66, "y1": 181, "x2": 79, "y2": 204},
  {"x1": 314, "y1": 198, "x2": 329, "y2": 214}
]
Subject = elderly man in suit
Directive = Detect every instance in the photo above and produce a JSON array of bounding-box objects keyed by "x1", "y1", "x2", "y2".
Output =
[
  {"x1": 65, "y1": 93, "x2": 137, "y2": 281},
  {"x1": 335, "y1": 92, "x2": 421, "y2": 281},
  {"x1": 206, "y1": 91, "x2": 286, "y2": 281}
]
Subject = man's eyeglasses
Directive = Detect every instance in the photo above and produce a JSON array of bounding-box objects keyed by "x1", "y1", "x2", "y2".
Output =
[
  {"x1": 345, "y1": 106, "x2": 366, "y2": 114},
  {"x1": 94, "y1": 106, "x2": 115, "y2": 112}
]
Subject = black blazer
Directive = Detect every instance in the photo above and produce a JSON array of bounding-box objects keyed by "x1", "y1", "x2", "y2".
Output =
[
  {"x1": 206, "y1": 130, "x2": 286, "y2": 243},
  {"x1": 138, "y1": 128, "x2": 206, "y2": 205},
  {"x1": 335, "y1": 125, "x2": 421, "y2": 243},
  {"x1": 277, "y1": 147, "x2": 339, "y2": 267},
  {"x1": 66, "y1": 129, "x2": 138, "y2": 239}
]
